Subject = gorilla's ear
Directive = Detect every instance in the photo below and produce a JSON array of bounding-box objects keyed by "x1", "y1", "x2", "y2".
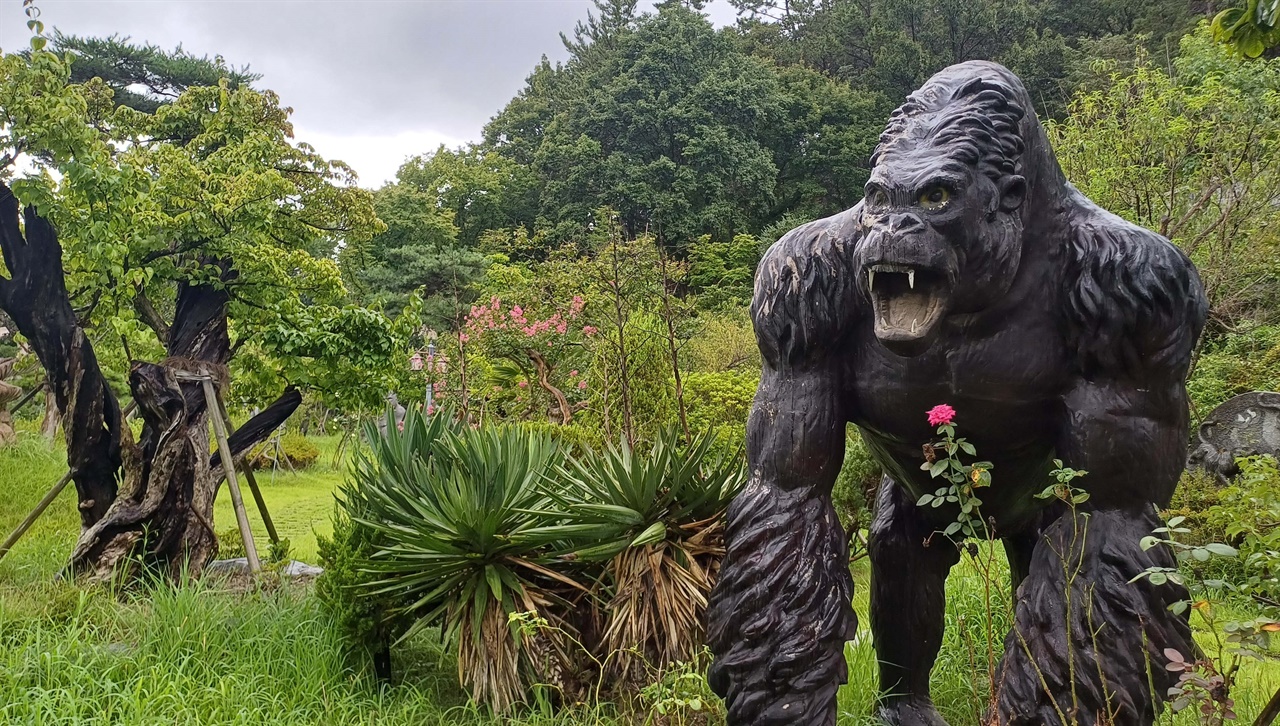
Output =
[{"x1": 998, "y1": 175, "x2": 1026, "y2": 213}]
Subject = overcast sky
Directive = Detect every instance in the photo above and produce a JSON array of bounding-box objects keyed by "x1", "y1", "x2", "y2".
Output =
[{"x1": 0, "y1": 0, "x2": 739, "y2": 187}]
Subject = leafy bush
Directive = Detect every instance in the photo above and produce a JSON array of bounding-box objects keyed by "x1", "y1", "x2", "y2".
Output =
[
  {"x1": 1165, "y1": 468, "x2": 1230, "y2": 547},
  {"x1": 832, "y1": 427, "x2": 882, "y2": 533},
  {"x1": 251, "y1": 432, "x2": 320, "y2": 471},
  {"x1": 324, "y1": 410, "x2": 747, "y2": 712},
  {"x1": 336, "y1": 410, "x2": 582, "y2": 713},
  {"x1": 316, "y1": 411, "x2": 460, "y2": 681},
  {"x1": 682, "y1": 370, "x2": 757, "y2": 456},
  {"x1": 216, "y1": 527, "x2": 246, "y2": 559},
  {"x1": 1188, "y1": 324, "x2": 1280, "y2": 422},
  {"x1": 549, "y1": 428, "x2": 747, "y2": 683},
  {"x1": 1206, "y1": 455, "x2": 1280, "y2": 601}
]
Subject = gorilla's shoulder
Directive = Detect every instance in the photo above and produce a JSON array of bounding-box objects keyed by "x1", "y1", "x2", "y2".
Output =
[
  {"x1": 1062, "y1": 198, "x2": 1207, "y2": 381},
  {"x1": 752, "y1": 207, "x2": 861, "y2": 369}
]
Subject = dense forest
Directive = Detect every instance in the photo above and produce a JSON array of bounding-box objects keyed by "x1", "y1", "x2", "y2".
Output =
[{"x1": 2, "y1": 0, "x2": 1280, "y2": 722}]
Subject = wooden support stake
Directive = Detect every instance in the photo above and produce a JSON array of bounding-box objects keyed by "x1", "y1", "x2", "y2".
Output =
[
  {"x1": 0, "y1": 471, "x2": 72, "y2": 562},
  {"x1": 10, "y1": 380, "x2": 44, "y2": 415},
  {"x1": 201, "y1": 377, "x2": 260, "y2": 574},
  {"x1": 209, "y1": 384, "x2": 278, "y2": 545},
  {"x1": 0, "y1": 399, "x2": 138, "y2": 564}
]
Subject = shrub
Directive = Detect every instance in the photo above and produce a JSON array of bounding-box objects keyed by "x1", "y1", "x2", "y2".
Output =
[
  {"x1": 1187, "y1": 324, "x2": 1280, "y2": 423},
  {"x1": 832, "y1": 427, "x2": 882, "y2": 533},
  {"x1": 341, "y1": 409, "x2": 583, "y2": 713},
  {"x1": 251, "y1": 432, "x2": 320, "y2": 471},
  {"x1": 549, "y1": 428, "x2": 747, "y2": 683},
  {"x1": 682, "y1": 371, "x2": 757, "y2": 434},
  {"x1": 316, "y1": 411, "x2": 460, "y2": 682},
  {"x1": 216, "y1": 527, "x2": 246, "y2": 559},
  {"x1": 1165, "y1": 468, "x2": 1230, "y2": 547},
  {"x1": 323, "y1": 410, "x2": 747, "y2": 712},
  {"x1": 1206, "y1": 455, "x2": 1280, "y2": 601}
]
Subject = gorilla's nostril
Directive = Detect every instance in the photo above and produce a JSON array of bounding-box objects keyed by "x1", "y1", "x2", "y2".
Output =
[{"x1": 888, "y1": 213, "x2": 924, "y2": 232}]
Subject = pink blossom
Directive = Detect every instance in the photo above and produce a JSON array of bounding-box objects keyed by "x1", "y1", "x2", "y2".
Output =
[
  {"x1": 577, "y1": 380, "x2": 587, "y2": 389},
  {"x1": 570, "y1": 370, "x2": 579, "y2": 377},
  {"x1": 518, "y1": 381, "x2": 528, "y2": 388},
  {"x1": 396, "y1": 421, "x2": 404, "y2": 431},
  {"x1": 459, "y1": 333, "x2": 469, "y2": 343},
  {"x1": 426, "y1": 404, "x2": 435, "y2": 415},
  {"x1": 927, "y1": 404, "x2": 956, "y2": 427},
  {"x1": 583, "y1": 325, "x2": 598, "y2": 336},
  {"x1": 556, "y1": 323, "x2": 568, "y2": 334},
  {"x1": 511, "y1": 306, "x2": 524, "y2": 318}
]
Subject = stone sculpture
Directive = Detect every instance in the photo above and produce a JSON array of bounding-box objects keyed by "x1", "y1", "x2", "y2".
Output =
[
  {"x1": 1189, "y1": 391, "x2": 1280, "y2": 482},
  {"x1": 706, "y1": 61, "x2": 1207, "y2": 726}
]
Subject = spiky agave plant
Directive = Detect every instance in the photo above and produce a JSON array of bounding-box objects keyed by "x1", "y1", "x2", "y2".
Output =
[
  {"x1": 551, "y1": 428, "x2": 748, "y2": 683},
  {"x1": 352, "y1": 409, "x2": 587, "y2": 713}
]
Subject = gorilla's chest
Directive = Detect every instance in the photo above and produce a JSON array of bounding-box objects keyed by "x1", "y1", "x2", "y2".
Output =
[{"x1": 845, "y1": 313, "x2": 1068, "y2": 517}]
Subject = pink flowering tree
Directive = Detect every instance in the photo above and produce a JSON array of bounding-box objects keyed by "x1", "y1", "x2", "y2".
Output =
[{"x1": 459, "y1": 294, "x2": 594, "y2": 423}]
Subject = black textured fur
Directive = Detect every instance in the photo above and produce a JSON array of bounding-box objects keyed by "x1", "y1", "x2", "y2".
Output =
[{"x1": 706, "y1": 61, "x2": 1206, "y2": 725}]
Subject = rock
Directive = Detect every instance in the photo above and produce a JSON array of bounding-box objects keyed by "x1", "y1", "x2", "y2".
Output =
[
  {"x1": 281, "y1": 560, "x2": 324, "y2": 577},
  {"x1": 1188, "y1": 391, "x2": 1280, "y2": 481},
  {"x1": 205, "y1": 557, "x2": 324, "y2": 578}
]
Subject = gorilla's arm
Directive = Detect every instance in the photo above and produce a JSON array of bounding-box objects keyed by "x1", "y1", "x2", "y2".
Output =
[
  {"x1": 1059, "y1": 203, "x2": 1208, "y2": 506},
  {"x1": 995, "y1": 207, "x2": 1206, "y2": 724},
  {"x1": 706, "y1": 210, "x2": 861, "y2": 726}
]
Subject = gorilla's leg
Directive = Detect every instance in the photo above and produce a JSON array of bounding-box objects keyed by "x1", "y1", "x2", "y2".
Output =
[
  {"x1": 994, "y1": 507, "x2": 1195, "y2": 725},
  {"x1": 870, "y1": 476, "x2": 961, "y2": 726},
  {"x1": 706, "y1": 365, "x2": 855, "y2": 725}
]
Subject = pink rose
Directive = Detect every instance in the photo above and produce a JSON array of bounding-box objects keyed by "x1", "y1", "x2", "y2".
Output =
[
  {"x1": 927, "y1": 404, "x2": 956, "y2": 427},
  {"x1": 518, "y1": 381, "x2": 528, "y2": 388},
  {"x1": 577, "y1": 381, "x2": 587, "y2": 389}
]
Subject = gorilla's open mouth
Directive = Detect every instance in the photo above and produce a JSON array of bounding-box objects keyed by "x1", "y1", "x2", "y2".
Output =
[{"x1": 866, "y1": 263, "x2": 950, "y2": 351}]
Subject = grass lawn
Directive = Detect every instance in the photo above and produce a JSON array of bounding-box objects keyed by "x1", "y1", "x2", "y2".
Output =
[
  {"x1": 2, "y1": 425, "x2": 1279, "y2": 724},
  {"x1": 210, "y1": 438, "x2": 348, "y2": 563}
]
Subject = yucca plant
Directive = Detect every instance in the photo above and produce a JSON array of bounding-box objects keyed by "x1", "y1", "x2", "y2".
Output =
[
  {"x1": 549, "y1": 428, "x2": 748, "y2": 682},
  {"x1": 350, "y1": 408, "x2": 588, "y2": 713}
]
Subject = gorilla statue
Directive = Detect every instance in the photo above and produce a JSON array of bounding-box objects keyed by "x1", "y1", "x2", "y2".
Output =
[{"x1": 706, "y1": 61, "x2": 1206, "y2": 726}]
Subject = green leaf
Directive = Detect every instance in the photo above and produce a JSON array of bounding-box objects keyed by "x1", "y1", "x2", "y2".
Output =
[
  {"x1": 1204, "y1": 543, "x2": 1239, "y2": 558},
  {"x1": 630, "y1": 520, "x2": 667, "y2": 548},
  {"x1": 929, "y1": 460, "x2": 948, "y2": 477},
  {"x1": 485, "y1": 565, "x2": 503, "y2": 601}
]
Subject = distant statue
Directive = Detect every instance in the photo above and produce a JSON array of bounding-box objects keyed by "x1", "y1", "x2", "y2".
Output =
[
  {"x1": 377, "y1": 392, "x2": 406, "y2": 437},
  {"x1": 706, "y1": 61, "x2": 1206, "y2": 725},
  {"x1": 1189, "y1": 391, "x2": 1280, "y2": 482}
]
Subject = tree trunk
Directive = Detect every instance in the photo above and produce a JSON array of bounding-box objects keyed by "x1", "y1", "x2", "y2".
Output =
[
  {"x1": 68, "y1": 265, "x2": 237, "y2": 582},
  {"x1": 528, "y1": 350, "x2": 572, "y2": 425},
  {"x1": 40, "y1": 387, "x2": 60, "y2": 439},
  {"x1": 0, "y1": 184, "x2": 122, "y2": 526},
  {"x1": 0, "y1": 184, "x2": 298, "y2": 583}
]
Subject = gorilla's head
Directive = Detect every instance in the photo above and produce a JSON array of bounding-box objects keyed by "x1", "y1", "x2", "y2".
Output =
[{"x1": 855, "y1": 62, "x2": 1045, "y2": 356}]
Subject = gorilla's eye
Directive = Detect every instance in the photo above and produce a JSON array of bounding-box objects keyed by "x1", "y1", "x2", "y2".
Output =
[{"x1": 918, "y1": 186, "x2": 951, "y2": 210}]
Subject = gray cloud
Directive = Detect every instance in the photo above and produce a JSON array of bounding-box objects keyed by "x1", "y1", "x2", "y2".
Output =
[{"x1": 1, "y1": 0, "x2": 738, "y2": 185}]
